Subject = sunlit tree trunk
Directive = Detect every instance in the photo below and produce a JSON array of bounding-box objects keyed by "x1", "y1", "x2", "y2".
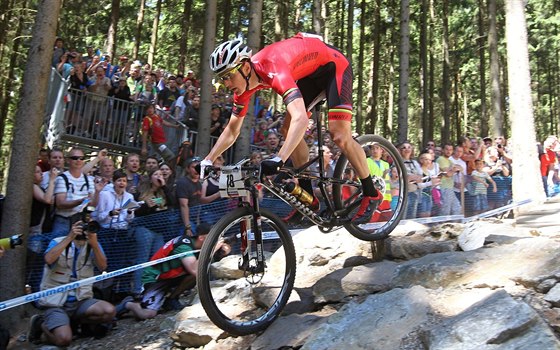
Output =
[
  {"x1": 147, "y1": 0, "x2": 162, "y2": 66},
  {"x1": 488, "y1": 0, "x2": 503, "y2": 137},
  {"x1": 478, "y1": 0, "x2": 487, "y2": 137},
  {"x1": 504, "y1": 0, "x2": 546, "y2": 207},
  {"x1": 312, "y1": 0, "x2": 323, "y2": 35},
  {"x1": 196, "y1": 0, "x2": 217, "y2": 157},
  {"x1": 441, "y1": 0, "x2": 451, "y2": 144},
  {"x1": 133, "y1": 0, "x2": 146, "y2": 60},
  {"x1": 397, "y1": 0, "x2": 410, "y2": 143},
  {"x1": 420, "y1": 0, "x2": 429, "y2": 145},
  {"x1": 0, "y1": 0, "x2": 61, "y2": 331}
]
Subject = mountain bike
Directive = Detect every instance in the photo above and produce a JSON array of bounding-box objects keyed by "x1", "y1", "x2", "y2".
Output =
[{"x1": 196, "y1": 108, "x2": 408, "y2": 336}]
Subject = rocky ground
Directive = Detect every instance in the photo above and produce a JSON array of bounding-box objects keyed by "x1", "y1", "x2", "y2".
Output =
[{"x1": 10, "y1": 198, "x2": 560, "y2": 350}]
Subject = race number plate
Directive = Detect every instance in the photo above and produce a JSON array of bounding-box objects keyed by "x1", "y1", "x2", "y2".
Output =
[{"x1": 219, "y1": 165, "x2": 248, "y2": 198}]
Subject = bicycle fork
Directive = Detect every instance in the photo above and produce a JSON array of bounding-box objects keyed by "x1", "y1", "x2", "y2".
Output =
[{"x1": 238, "y1": 186, "x2": 266, "y2": 281}]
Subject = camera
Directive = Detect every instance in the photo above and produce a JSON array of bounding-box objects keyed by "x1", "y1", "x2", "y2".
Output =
[
  {"x1": 0, "y1": 234, "x2": 23, "y2": 249},
  {"x1": 70, "y1": 206, "x2": 101, "y2": 240}
]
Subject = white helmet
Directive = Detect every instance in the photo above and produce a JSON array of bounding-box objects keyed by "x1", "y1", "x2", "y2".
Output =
[{"x1": 209, "y1": 39, "x2": 252, "y2": 75}]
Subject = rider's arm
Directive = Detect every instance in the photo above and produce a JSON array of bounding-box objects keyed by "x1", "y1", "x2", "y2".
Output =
[
  {"x1": 277, "y1": 98, "x2": 308, "y2": 162},
  {"x1": 205, "y1": 114, "x2": 243, "y2": 162}
]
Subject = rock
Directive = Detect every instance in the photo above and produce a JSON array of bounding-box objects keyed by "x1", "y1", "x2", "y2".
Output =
[
  {"x1": 458, "y1": 221, "x2": 492, "y2": 251},
  {"x1": 541, "y1": 308, "x2": 560, "y2": 333},
  {"x1": 312, "y1": 261, "x2": 398, "y2": 303},
  {"x1": 385, "y1": 235, "x2": 457, "y2": 260},
  {"x1": 425, "y1": 290, "x2": 560, "y2": 349},
  {"x1": 301, "y1": 286, "x2": 431, "y2": 350},
  {"x1": 172, "y1": 316, "x2": 226, "y2": 348},
  {"x1": 537, "y1": 279, "x2": 558, "y2": 294},
  {"x1": 544, "y1": 283, "x2": 560, "y2": 307},
  {"x1": 252, "y1": 309, "x2": 336, "y2": 350}
]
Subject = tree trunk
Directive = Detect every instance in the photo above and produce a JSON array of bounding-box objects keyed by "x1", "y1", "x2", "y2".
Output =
[
  {"x1": 504, "y1": 0, "x2": 546, "y2": 207},
  {"x1": 488, "y1": 0, "x2": 502, "y2": 137},
  {"x1": 346, "y1": 0, "x2": 354, "y2": 64},
  {"x1": 367, "y1": 0, "x2": 381, "y2": 135},
  {"x1": 420, "y1": 0, "x2": 429, "y2": 146},
  {"x1": 133, "y1": 0, "x2": 146, "y2": 61},
  {"x1": 0, "y1": 0, "x2": 61, "y2": 331},
  {"x1": 441, "y1": 0, "x2": 451, "y2": 144},
  {"x1": 0, "y1": 0, "x2": 25, "y2": 149},
  {"x1": 195, "y1": 0, "x2": 217, "y2": 158},
  {"x1": 106, "y1": 0, "x2": 120, "y2": 62},
  {"x1": 234, "y1": 0, "x2": 262, "y2": 162},
  {"x1": 178, "y1": 0, "x2": 193, "y2": 74},
  {"x1": 294, "y1": 0, "x2": 302, "y2": 32},
  {"x1": 312, "y1": 0, "x2": 322, "y2": 35},
  {"x1": 222, "y1": 0, "x2": 232, "y2": 41},
  {"x1": 147, "y1": 0, "x2": 163, "y2": 67},
  {"x1": 397, "y1": 0, "x2": 410, "y2": 144},
  {"x1": 476, "y1": 0, "x2": 487, "y2": 138},
  {"x1": 356, "y1": 0, "x2": 366, "y2": 135}
]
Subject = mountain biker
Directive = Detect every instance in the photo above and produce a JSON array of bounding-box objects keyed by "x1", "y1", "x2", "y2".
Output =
[{"x1": 202, "y1": 33, "x2": 382, "y2": 223}]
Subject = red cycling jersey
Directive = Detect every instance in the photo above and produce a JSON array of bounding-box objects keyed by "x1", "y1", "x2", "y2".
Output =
[{"x1": 233, "y1": 33, "x2": 353, "y2": 121}]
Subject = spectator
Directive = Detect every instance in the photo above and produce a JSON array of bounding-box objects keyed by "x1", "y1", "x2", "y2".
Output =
[
  {"x1": 436, "y1": 144, "x2": 462, "y2": 216},
  {"x1": 200, "y1": 156, "x2": 225, "y2": 224},
  {"x1": 540, "y1": 136, "x2": 559, "y2": 197},
  {"x1": 484, "y1": 146, "x2": 511, "y2": 209},
  {"x1": 185, "y1": 70, "x2": 199, "y2": 88},
  {"x1": 209, "y1": 104, "x2": 225, "y2": 138},
  {"x1": 108, "y1": 77, "x2": 132, "y2": 143},
  {"x1": 159, "y1": 162, "x2": 176, "y2": 188},
  {"x1": 494, "y1": 136, "x2": 513, "y2": 164},
  {"x1": 399, "y1": 142, "x2": 422, "y2": 219},
  {"x1": 114, "y1": 223, "x2": 225, "y2": 319},
  {"x1": 97, "y1": 158, "x2": 115, "y2": 184},
  {"x1": 158, "y1": 76, "x2": 181, "y2": 109},
  {"x1": 253, "y1": 120, "x2": 268, "y2": 146},
  {"x1": 37, "y1": 148, "x2": 50, "y2": 172},
  {"x1": 141, "y1": 104, "x2": 179, "y2": 162},
  {"x1": 27, "y1": 166, "x2": 58, "y2": 292},
  {"x1": 449, "y1": 145, "x2": 468, "y2": 207},
  {"x1": 173, "y1": 89, "x2": 191, "y2": 123},
  {"x1": 184, "y1": 95, "x2": 200, "y2": 130},
  {"x1": 176, "y1": 157, "x2": 207, "y2": 235},
  {"x1": 124, "y1": 153, "x2": 142, "y2": 196},
  {"x1": 144, "y1": 156, "x2": 160, "y2": 173},
  {"x1": 264, "y1": 131, "x2": 281, "y2": 156},
  {"x1": 27, "y1": 221, "x2": 115, "y2": 346},
  {"x1": 416, "y1": 150, "x2": 441, "y2": 218},
  {"x1": 51, "y1": 148, "x2": 106, "y2": 237},
  {"x1": 85, "y1": 66, "x2": 112, "y2": 138},
  {"x1": 41, "y1": 149, "x2": 65, "y2": 190},
  {"x1": 470, "y1": 159, "x2": 497, "y2": 215},
  {"x1": 388, "y1": 166, "x2": 400, "y2": 212},
  {"x1": 66, "y1": 62, "x2": 90, "y2": 134},
  {"x1": 96, "y1": 170, "x2": 135, "y2": 229},
  {"x1": 134, "y1": 74, "x2": 158, "y2": 121},
  {"x1": 459, "y1": 136, "x2": 484, "y2": 175},
  {"x1": 130, "y1": 169, "x2": 176, "y2": 295},
  {"x1": 52, "y1": 37, "x2": 66, "y2": 68},
  {"x1": 57, "y1": 52, "x2": 79, "y2": 79},
  {"x1": 425, "y1": 140, "x2": 436, "y2": 151},
  {"x1": 250, "y1": 151, "x2": 262, "y2": 166},
  {"x1": 366, "y1": 144, "x2": 393, "y2": 221},
  {"x1": 127, "y1": 64, "x2": 143, "y2": 92}
]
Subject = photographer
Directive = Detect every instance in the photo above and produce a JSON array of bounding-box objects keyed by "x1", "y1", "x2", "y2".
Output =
[{"x1": 27, "y1": 221, "x2": 115, "y2": 346}]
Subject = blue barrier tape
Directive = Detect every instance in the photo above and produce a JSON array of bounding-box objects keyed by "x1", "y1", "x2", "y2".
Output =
[{"x1": 0, "y1": 248, "x2": 200, "y2": 312}]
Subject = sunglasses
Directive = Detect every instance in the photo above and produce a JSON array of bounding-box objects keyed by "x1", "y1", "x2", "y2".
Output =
[
  {"x1": 68, "y1": 156, "x2": 85, "y2": 161},
  {"x1": 218, "y1": 64, "x2": 242, "y2": 82}
]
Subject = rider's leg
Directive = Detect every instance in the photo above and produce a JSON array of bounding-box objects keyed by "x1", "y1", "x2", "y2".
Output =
[
  {"x1": 328, "y1": 119, "x2": 377, "y2": 196},
  {"x1": 280, "y1": 111, "x2": 314, "y2": 195}
]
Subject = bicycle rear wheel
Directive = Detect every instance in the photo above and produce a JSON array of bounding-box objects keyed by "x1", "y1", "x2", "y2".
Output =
[
  {"x1": 197, "y1": 207, "x2": 296, "y2": 336},
  {"x1": 332, "y1": 134, "x2": 408, "y2": 241}
]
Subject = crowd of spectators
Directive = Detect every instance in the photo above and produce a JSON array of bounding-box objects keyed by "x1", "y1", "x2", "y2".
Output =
[{"x1": 14, "y1": 37, "x2": 560, "y2": 347}]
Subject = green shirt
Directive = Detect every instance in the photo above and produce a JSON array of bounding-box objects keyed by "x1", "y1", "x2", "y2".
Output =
[
  {"x1": 141, "y1": 239, "x2": 195, "y2": 285},
  {"x1": 436, "y1": 156, "x2": 454, "y2": 189}
]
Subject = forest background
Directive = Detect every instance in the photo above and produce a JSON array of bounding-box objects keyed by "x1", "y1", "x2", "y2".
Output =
[{"x1": 0, "y1": 0, "x2": 555, "y2": 331}]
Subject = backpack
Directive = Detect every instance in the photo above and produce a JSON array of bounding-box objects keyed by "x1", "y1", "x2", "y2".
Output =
[{"x1": 43, "y1": 173, "x2": 90, "y2": 233}]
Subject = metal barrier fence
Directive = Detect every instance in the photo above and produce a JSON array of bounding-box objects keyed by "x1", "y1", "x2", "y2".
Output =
[{"x1": 24, "y1": 197, "x2": 295, "y2": 296}]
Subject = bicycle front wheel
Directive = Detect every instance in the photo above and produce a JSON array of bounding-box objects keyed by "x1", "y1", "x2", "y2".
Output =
[
  {"x1": 197, "y1": 207, "x2": 296, "y2": 336},
  {"x1": 332, "y1": 134, "x2": 408, "y2": 241}
]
